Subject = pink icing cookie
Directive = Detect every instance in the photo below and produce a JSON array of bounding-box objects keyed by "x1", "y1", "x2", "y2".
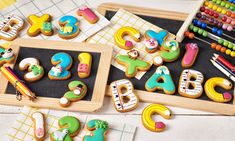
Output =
[
  {"x1": 181, "y1": 43, "x2": 199, "y2": 68},
  {"x1": 77, "y1": 5, "x2": 99, "y2": 24}
]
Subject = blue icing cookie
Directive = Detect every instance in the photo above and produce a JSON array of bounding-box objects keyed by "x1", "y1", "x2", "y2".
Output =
[
  {"x1": 59, "y1": 15, "x2": 78, "y2": 35},
  {"x1": 145, "y1": 30, "x2": 168, "y2": 46},
  {"x1": 0, "y1": 47, "x2": 14, "y2": 61}
]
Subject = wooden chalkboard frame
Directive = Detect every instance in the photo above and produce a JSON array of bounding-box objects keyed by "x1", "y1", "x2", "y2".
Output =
[
  {"x1": 97, "y1": 3, "x2": 235, "y2": 115},
  {"x1": 0, "y1": 39, "x2": 113, "y2": 112}
]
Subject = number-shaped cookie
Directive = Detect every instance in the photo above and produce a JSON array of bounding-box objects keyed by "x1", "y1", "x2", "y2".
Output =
[
  {"x1": 83, "y1": 119, "x2": 109, "y2": 141},
  {"x1": 0, "y1": 47, "x2": 15, "y2": 66},
  {"x1": 48, "y1": 52, "x2": 72, "y2": 80},
  {"x1": 77, "y1": 53, "x2": 92, "y2": 78},
  {"x1": 19, "y1": 58, "x2": 44, "y2": 82},
  {"x1": 50, "y1": 116, "x2": 81, "y2": 141},
  {"x1": 31, "y1": 112, "x2": 46, "y2": 141},
  {"x1": 58, "y1": 15, "x2": 80, "y2": 39}
]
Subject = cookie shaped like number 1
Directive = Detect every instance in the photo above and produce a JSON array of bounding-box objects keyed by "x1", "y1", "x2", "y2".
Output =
[
  {"x1": 78, "y1": 53, "x2": 92, "y2": 78},
  {"x1": 31, "y1": 112, "x2": 46, "y2": 141},
  {"x1": 58, "y1": 16, "x2": 80, "y2": 39}
]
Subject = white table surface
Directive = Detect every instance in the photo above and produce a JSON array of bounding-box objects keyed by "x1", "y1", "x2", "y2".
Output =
[{"x1": 1, "y1": 0, "x2": 235, "y2": 141}]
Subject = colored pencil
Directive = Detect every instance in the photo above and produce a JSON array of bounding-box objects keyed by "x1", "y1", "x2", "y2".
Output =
[
  {"x1": 212, "y1": 57, "x2": 235, "y2": 77},
  {"x1": 213, "y1": 53, "x2": 235, "y2": 72}
]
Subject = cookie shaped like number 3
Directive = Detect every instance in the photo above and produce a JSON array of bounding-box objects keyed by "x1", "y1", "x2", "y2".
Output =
[{"x1": 58, "y1": 16, "x2": 80, "y2": 39}]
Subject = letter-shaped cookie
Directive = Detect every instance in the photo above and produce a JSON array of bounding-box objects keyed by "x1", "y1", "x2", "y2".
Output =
[
  {"x1": 110, "y1": 79, "x2": 139, "y2": 112},
  {"x1": 77, "y1": 5, "x2": 99, "y2": 24},
  {"x1": 145, "y1": 66, "x2": 175, "y2": 94},
  {"x1": 0, "y1": 47, "x2": 15, "y2": 65},
  {"x1": 178, "y1": 69, "x2": 204, "y2": 98},
  {"x1": 77, "y1": 52, "x2": 92, "y2": 78},
  {"x1": 31, "y1": 112, "x2": 46, "y2": 141},
  {"x1": 204, "y1": 77, "x2": 233, "y2": 103},
  {"x1": 0, "y1": 14, "x2": 24, "y2": 41},
  {"x1": 60, "y1": 81, "x2": 87, "y2": 107},
  {"x1": 181, "y1": 43, "x2": 199, "y2": 68},
  {"x1": 27, "y1": 14, "x2": 53, "y2": 36},
  {"x1": 142, "y1": 104, "x2": 172, "y2": 132},
  {"x1": 144, "y1": 30, "x2": 168, "y2": 46},
  {"x1": 83, "y1": 119, "x2": 109, "y2": 141},
  {"x1": 114, "y1": 26, "x2": 141, "y2": 50}
]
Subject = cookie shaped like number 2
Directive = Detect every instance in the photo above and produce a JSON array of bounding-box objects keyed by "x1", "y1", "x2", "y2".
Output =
[{"x1": 58, "y1": 16, "x2": 80, "y2": 39}]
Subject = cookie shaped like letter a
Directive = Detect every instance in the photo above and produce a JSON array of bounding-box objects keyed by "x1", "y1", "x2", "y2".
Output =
[
  {"x1": 0, "y1": 14, "x2": 24, "y2": 41},
  {"x1": 27, "y1": 14, "x2": 53, "y2": 36},
  {"x1": 51, "y1": 116, "x2": 80, "y2": 141},
  {"x1": 31, "y1": 112, "x2": 46, "y2": 141},
  {"x1": 142, "y1": 104, "x2": 172, "y2": 132},
  {"x1": 19, "y1": 58, "x2": 44, "y2": 82},
  {"x1": 60, "y1": 81, "x2": 87, "y2": 107},
  {"x1": 0, "y1": 47, "x2": 15, "y2": 66},
  {"x1": 110, "y1": 79, "x2": 139, "y2": 112},
  {"x1": 181, "y1": 43, "x2": 199, "y2": 68},
  {"x1": 114, "y1": 26, "x2": 141, "y2": 50},
  {"x1": 78, "y1": 52, "x2": 92, "y2": 78},
  {"x1": 58, "y1": 15, "x2": 80, "y2": 39},
  {"x1": 77, "y1": 5, "x2": 99, "y2": 24},
  {"x1": 204, "y1": 77, "x2": 233, "y2": 103},
  {"x1": 83, "y1": 119, "x2": 109, "y2": 141},
  {"x1": 49, "y1": 52, "x2": 72, "y2": 80},
  {"x1": 145, "y1": 66, "x2": 175, "y2": 94},
  {"x1": 178, "y1": 69, "x2": 204, "y2": 98}
]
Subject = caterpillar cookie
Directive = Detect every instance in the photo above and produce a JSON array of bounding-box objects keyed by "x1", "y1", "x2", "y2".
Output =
[
  {"x1": 77, "y1": 5, "x2": 99, "y2": 24},
  {"x1": 60, "y1": 81, "x2": 87, "y2": 107},
  {"x1": 31, "y1": 112, "x2": 46, "y2": 141},
  {"x1": 78, "y1": 52, "x2": 92, "y2": 78},
  {"x1": 178, "y1": 69, "x2": 204, "y2": 98},
  {"x1": 114, "y1": 26, "x2": 141, "y2": 50},
  {"x1": 48, "y1": 52, "x2": 72, "y2": 80},
  {"x1": 58, "y1": 15, "x2": 80, "y2": 39},
  {"x1": 83, "y1": 119, "x2": 109, "y2": 141},
  {"x1": 51, "y1": 116, "x2": 81, "y2": 141},
  {"x1": 0, "y1": 47, "x2": 15, "y2": 66},
  {"x1": 27, "y1": 14, "x2": 53, "y2": 36},
  {"x1": 0, "y1": 14, "x2": 24, "y2": 41},
  {"x1": 145, "y1": 66, "x2": 175, "y2": 94},
  {"x1": 110, "y1": 79, "x2": 139, "y2": 112},
  {"x1": 116, "y1": 49, "x2": 151, "y2": 78},
  {"x1": 145, "y1": 38, "x2": 159, "y2": 53},
  {"x1": 19, "y1": 58, "x2": 44, "y2": 82},
  {"x1": 181, "y1": 43, "x2": 199, "y2": 68}
]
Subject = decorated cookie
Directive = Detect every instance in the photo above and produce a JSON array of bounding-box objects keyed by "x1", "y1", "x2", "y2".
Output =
[
  {"x1": 31, "y1": 112, "x2": 46, "y2": 141},
  {"x1": 110, "y1": 79, "x2": 139, "y2": 112},
  {"x1": 0, "y1": 14, "x2": 24, "y2": 41},
  {"x1": 204, "y1": 77, "x2": 233, "y2": 103},
  {"x1": 144, "y1": 30, "x2": 168, "y2": 46},
  {"x1": 83, "y1": 119, "x2": 109, "y2": 141},
  {"x1": 48, "y1": 52, "x2": 72, "y2": 80},
  {"x1": 181, "y1": 43, "x2": 199, "y2": 68},
  {"x1": 19, "y1": 58, "x2": 44, "y2": 82},
  {"x1": 116, "y1": 50, "x2": 151, "y2": 78},
  {"x1": 27, "y1": 14, "x2": 53, "y2": 36},
  {"x1": 145, "y1": 38, "x2": 159, "y2": 53},
  {"x1": 153, "y1": 40, "x2": 180, "y2": 66},
  {"x1": 78, "y1": 52, "x2": 92, "y2": 78},
  {"x1": 142, "y1": 104, "x2": 172, "y2": 132},
  {"x1": 60, "y1": 81, "x2": 87, "y2": 107},
  {"x1": 77, "y1": 5, "x2": 99, "y2": 24},
  {"x1": 145, "y1": 66, "x2": 175, "y2": 94},
  {"x1": 178, "y1": 69, "x2": 204, "y2": 98},
  {"x1": 58, "y1": 15, "x2": 80, "y2": 39},
  {"x1": 51, "y1": 116, "x2": 80, "y2": 141},
  {"x1": 114, "y1": 26, "x2": 141, "y2": 50},
  {"x1": 0, "y1": 47, "x2": 15, "y2": 66}
]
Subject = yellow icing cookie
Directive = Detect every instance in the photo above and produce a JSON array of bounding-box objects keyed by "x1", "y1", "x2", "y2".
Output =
[{"x1": 77, "y1": 52, "x2": 92, "y2": 78}]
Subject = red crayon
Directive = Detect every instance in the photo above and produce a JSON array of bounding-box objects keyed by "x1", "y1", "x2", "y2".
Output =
[{"x1": 214, "y1": 53, "x2": 235, "y2": 72}]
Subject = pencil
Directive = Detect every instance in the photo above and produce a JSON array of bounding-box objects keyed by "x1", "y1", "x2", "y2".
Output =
[
  {"x1": 213, "y1": 53, "x2": 235, "y2": 72},
  {"x1": 212, "y1": 57, "x2": 235, "y2": 77}
]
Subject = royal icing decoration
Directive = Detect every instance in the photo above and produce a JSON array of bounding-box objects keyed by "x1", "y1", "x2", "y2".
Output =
[
  {"x1": 60, "y1": 81, "x2": 87, "y2": 107},
  {"x1": 83, "y1": 119, "x2": 109, "y2": 141},
  {"x1": 19, "y1": 58, "x2": 44, "y2": 82},
  {"x1": 78, "y1": 52, "x2": 92, "y2": 78},
  {"x1": 27, "y1": 14, "x2": 53, "y2": 36},
  {"x1": 0, "y1": 47, "x2": 14, "y2": 65},
  {"x1": 58, "y1": 15, "x2": 80, "y2": 39},
  {"x1": 204, "y1": 77, "x2": 233, "y2": 103},
  {"x1": 145, "y1": 38, "x2": 159, "y2": 53},
  {"x1": 114, "y1": 26, "x2": 141, "y2": 50},
  {"x1": 142, "y1": 104, "x2": 172, "y2": 132},
  {"x1": 181, "y1": 43, "x2": 199, "y2": 68},
  {"x1": 49, "y1": 52, "x2": 72, "y2": 80},
  {"x1": 110, "y1": 79, "x2": 139, "y2": 112},
  {"x1": 51, "y1": 116, "x2": 80, "y2": 141},
  {"x1": 145, "y1": 66, "x2": 175, "y2": 94},
  {"x1": 31, "y1": 112, "x2": 45, "y2": 140},
  {"x1": 178, "y1": 69, "x2": 204, "y2": 98},
  {"x1": 116, "y1": 50, "x2": 151, "y2": 78},
  {"x1": 78, "y1": 5, "x2": 99, "y2": 24},
  {"x1": 145, "y1": 30, "x2": 168, "y2": 46},
  {"x1": 0, "y1": 14, "x2": 24, "y2": 41}
]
